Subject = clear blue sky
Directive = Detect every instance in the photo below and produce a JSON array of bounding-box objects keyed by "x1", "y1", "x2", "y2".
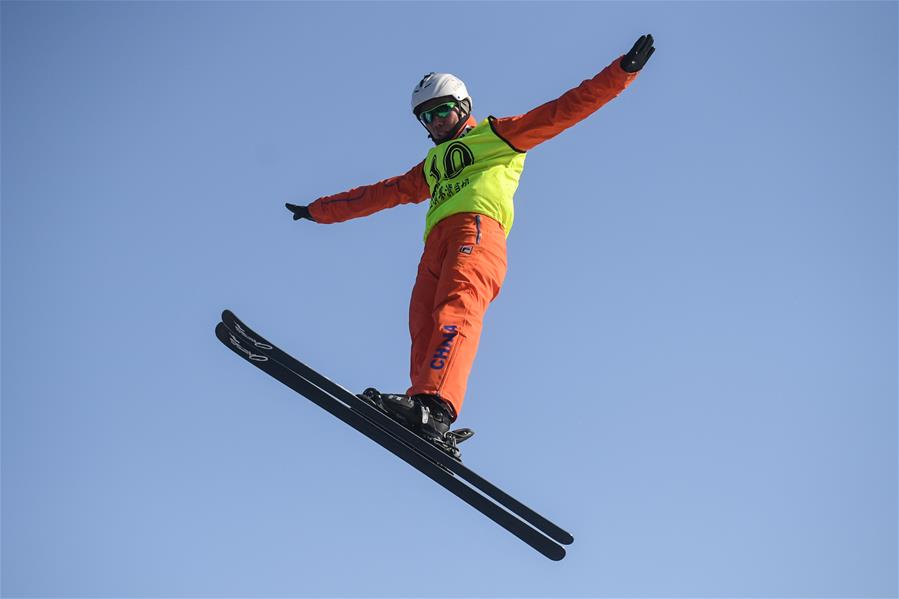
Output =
[{"x1": 2, "y1": 1, "x2": 896, "y2": 596}]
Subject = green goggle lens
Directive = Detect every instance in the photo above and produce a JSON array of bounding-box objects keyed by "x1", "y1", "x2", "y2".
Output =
[{"x1": 420, "y1": 101, "x2": 457, "y2": 124}]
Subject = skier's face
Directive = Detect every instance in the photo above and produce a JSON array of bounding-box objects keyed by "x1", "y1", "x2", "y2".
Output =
[{"x1": 424, "y1": 106, "x2": 461, "y2": 140}]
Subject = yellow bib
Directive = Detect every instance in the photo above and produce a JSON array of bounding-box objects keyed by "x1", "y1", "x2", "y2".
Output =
[{"x1": 422, "y1": 117, "x2": 526, "y2": 242}]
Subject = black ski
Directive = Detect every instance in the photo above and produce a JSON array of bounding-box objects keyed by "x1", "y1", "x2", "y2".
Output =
[
  {"x1": 214, "y1": 321, "x2": 567, "y2": 560},
  {"x1": 220, "y1": 309, "x2": 574, "y2": 547}
]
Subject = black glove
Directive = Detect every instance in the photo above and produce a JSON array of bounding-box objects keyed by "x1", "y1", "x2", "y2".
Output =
[
  {"x1": 620, "y1": 34, "x2": 655, "y2": 73},
  {"x1": 285, "y1": 203, "x2": 314, "y2": 221}
]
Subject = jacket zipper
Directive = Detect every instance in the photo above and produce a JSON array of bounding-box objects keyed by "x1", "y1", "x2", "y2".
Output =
[{"x1": 475, "y1": 215, "x2": 482, "y2": 245}]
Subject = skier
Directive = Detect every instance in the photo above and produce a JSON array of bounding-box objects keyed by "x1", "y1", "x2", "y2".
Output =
[{"x1": 286, "y1": 35, "x2": 655, "y2": 453}]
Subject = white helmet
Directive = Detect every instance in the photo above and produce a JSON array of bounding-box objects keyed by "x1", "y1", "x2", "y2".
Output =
[{"x1": 411, "y1": 72, "x2": 472, "y2": 117}]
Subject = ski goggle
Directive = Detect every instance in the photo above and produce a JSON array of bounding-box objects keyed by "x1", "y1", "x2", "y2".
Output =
[{"x1": 419, "y1": 101, "x2": 458, "y2": 124}]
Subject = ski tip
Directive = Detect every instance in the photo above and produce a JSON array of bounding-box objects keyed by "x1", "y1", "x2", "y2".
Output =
[
  {"x1": 221, "y1": 308, "x2": 234, "y2": 322},
  {"x1": 214, "y1": 321, "x2": 228, "y2": 339}
]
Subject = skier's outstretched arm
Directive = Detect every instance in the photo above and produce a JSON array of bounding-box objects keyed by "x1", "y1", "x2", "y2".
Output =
[
  {"x1": 490, "y1": 34, "x2": 655, "y2": 152},
  {"x1": 286, "y1": 160, "x2": 430, "y2": 223}
]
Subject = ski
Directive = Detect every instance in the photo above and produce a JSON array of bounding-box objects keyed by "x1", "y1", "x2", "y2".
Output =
[
  {"x1": 214, "y1": 321, "x2": 567, "y2": 560},
  {"x1": 220, "y1": 309, "x2": 574, "y2": 547}
]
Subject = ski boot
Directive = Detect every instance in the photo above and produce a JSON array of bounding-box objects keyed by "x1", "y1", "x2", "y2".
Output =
[{"x1": 359, "y1": 388, "x2": 474, "y2": 460}]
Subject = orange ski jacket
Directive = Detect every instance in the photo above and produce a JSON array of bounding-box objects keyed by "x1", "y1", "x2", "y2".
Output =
[{"x1": 306, "y1": 57, "x2": 639, "y2": 237}]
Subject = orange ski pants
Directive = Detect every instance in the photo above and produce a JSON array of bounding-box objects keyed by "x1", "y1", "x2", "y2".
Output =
[{"x1": 406, "y1": 212, "x2": 507, "y2": 418}]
